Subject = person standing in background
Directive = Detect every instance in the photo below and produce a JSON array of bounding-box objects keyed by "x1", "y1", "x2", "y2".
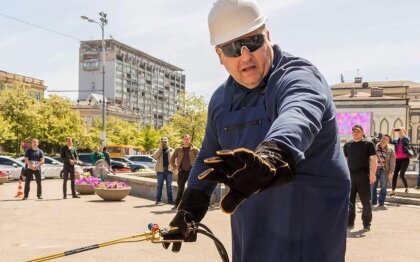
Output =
[
  {"x1": 60, "y1": 137, "x2": 80, "y2": 199},
  {"x1": 23, "y1": 138, "x2": 45, "y2": 200},
  {"x1": 103, "y1": 146, "x2": 111, "y2": 167},
  {"x1": 372, "y1": 134, "x2": 395, "y2": 206},
  {"x1": 91, "y1": 145, "x2": 105, "y2": 165},
  {"x1": 153, "y1": 137, "x2": 175, "y2": 205},
  {"x1": 344, "y1": 125, "x2": 377, "y2": 231},
  {"x1": 170, "y1": 134, "x2": 199, "y2": 208},
  {"x1": 390, "y1": 127, "x2": 410, "y2": 195}
]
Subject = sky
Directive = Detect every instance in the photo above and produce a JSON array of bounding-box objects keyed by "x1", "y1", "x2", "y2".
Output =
[{"x1": 0, "y1": 0, "x2": 419, "y2": 102}]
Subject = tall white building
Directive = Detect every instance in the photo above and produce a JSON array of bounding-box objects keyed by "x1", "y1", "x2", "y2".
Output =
[{"x1": 78, "y1": 39, "x2": 185, "y2": 128}]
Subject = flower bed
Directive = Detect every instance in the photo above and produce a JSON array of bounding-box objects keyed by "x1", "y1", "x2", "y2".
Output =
[
  {"x1": 95, "y1": 181, "x2": 131, "y2": 201},
  {"x1": 75, "y1": 175, "x2": 101, "y2": 195}
]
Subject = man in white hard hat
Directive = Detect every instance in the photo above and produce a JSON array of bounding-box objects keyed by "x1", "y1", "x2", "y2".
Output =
[{"x1": 163, "y1": 1, "x2": 350, "y2": 261}]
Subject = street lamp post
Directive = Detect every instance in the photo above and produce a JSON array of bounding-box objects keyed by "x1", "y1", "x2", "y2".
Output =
[{"x1": 81, "y1": 12, "x2": 108, "y2": 147}]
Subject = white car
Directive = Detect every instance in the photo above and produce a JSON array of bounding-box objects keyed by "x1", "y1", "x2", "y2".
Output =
[
  {"x1": 16, "y1": 156, "x2": 83, "y2": 179},
  {"x1": 0, "y1": 156, "x2": 45, "y2": 180}
]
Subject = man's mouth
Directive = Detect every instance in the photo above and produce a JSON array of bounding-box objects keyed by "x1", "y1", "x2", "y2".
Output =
[{"x1": 241, "y1": 65, "x2": 256, "y2": 72}]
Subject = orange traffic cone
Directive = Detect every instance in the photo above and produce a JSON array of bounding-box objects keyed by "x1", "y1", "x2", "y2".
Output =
[{"x1": 14, "y1": 176, "x2": 24, "y2": 198}]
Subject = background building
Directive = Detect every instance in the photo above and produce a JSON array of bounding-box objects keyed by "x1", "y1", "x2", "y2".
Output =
[
  {"x1": 78, "y1": 39, "x2": 185, "y2": 128},
  {"x1": 0, "y1": 70, "x2": 46, "y2": 100},
  {"x1": 331, "y1": 77, "x2": 420, "y2": 144}
]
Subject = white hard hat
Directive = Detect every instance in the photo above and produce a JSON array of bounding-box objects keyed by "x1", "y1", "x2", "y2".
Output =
[{"x1": 208, "y1": 0, "x2": 267, "y2": 46}]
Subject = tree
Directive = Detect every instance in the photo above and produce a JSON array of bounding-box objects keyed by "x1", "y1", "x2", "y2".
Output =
[
  {"x1": 139, "y1": 126, "x2": 160, "y2": 153},
  {"x1": 159, "y1": 124, "x2": 182, "y2": 148},
  {"x1": 38, "y1": 95, "x2": 88, "y2": 154},
  {"x1": 166, "y1": 92, "x2": 207, "y2": 146},
  {"x1": 0, "y1": 114, "x2": 14, "y2": 145},
  {"x1": 0, "y1": 82, "x2": 41, "y2": 155},
  {"x1": 105, "y1": 116, "x2": 141, "y2": 146}
]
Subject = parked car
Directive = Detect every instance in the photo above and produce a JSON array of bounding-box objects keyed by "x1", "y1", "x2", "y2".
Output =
[
  {"x1": 17, "y1": 156, "x2": 83, "y2": 179},
  {"x1": 110, "y1": 159, "x2": 131, "y2": 173},
  {"x1": 0, "y1": 156, "x2": 45, "y2": 180},
  {"x1": 71, "y1": 153, "x2": 95, "y2": 174},
  {"x1": 77, "y1": 153, "x2": 130, "y2": 173},
  {"x1": 111, "y1": 157, "x2": 149, "y2": 172},
  {"x1": 47, "y1": 157, "x2": 83, "y2": 179},
  {"x1": 0, "y1": 166, "x2": 11, "y2": 183},
  {"x1": 126, "y1": 155, "x2": 157, "y2": 169}
]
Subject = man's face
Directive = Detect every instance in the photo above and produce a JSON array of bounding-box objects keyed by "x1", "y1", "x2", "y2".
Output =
[
  {"x1": 66, "y1": 138, "x2": 73, "y2": 146},
  {"x1": 182, "y1": 136, "x2": 191, "y2": 147},
  {"x1": 351, "y1": 128, "x2": 364, "y2": 140},
  {"x1": 31, "y1": 139, "x2": 38, "y2": 148},
  {"x1": 161, "y1": 141, "x2": 168, "y2": 149},
  {"x1": 216, "y1": 29, "x2": 274, "y2": 89}
]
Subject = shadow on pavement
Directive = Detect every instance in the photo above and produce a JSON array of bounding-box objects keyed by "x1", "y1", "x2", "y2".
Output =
[
  {"x1": 372, "y1": 206, "x2": 388, "y2": 211},
  {"x1": 150, "y1": 210, "x2": 177, "y2": 215},
  {"x1": 35, "y1": 198, "x2": 63, "y2": 201},
  {"x1": 347, "y1": 229, "x2": 367, "y2": 238},
  {"x1": 133, "y1": 204, "x2": 159, "y2": 208},
  {"x1": 87, "y1": 200, "x2": 126, "y2": 203}
]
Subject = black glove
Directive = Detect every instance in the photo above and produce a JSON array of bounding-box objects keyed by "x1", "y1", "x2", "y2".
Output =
[
  {"x1": 199, "y1": 141, "x2": 295, "y2": 214},
  {"x1": 162, "y1": 188, "x2": 210, "y2": 252}
]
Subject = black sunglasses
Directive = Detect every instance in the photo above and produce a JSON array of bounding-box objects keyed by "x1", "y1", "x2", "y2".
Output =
[{"x1": 219, "y1": 34, "x2": 265, "y2": 58}]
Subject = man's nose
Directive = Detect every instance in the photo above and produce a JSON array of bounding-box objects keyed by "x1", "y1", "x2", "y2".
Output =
[{"x1": 240, "y1": 46, "x2": 251, "y2": 56}]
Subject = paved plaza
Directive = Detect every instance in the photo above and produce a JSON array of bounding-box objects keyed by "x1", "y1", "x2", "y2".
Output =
[{"x1": 1, "y1": 179, "x2": 419, "y2": 262}]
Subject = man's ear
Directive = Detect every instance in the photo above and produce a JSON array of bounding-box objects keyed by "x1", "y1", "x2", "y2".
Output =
[
  {"x1": 266, "y1": 30, "x2": 273, "y2": 45},
  {"x1": 215, "y1": 47, "x2": 224, "y2": 65}
]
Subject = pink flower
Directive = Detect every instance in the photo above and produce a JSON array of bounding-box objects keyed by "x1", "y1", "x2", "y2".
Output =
[
  {"x1": 95, "y1": 180, "x2": 130, "y2": 189},
  {"x1": 75, "y1": 176, "x2": 101, "y2": 186}
]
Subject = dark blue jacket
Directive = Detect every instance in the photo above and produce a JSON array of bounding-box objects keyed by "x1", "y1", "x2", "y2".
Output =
[{"x1": 391, "y1": 136, "x2": 411, "y2": 156}]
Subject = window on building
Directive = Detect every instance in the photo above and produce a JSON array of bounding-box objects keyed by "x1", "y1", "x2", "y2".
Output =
[
  {"x1": 83, "y1": 59, "x2": 99, "y2": 70},
  {"x1": 394, "y1": 118, "x2": 403, "y2": 129},
  {"x1": 380, "y1": 118, "x2": 389, "y2": 135}
]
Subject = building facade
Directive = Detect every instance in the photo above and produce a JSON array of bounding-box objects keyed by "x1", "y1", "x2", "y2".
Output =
[
  {"x1": 0, "y1": 70, "x2": 46, "y2": 100},
  {"x1": 331, "y1": 78, "x2": 420, "y2": 144},
  {"x1": 78, "y1": 39, "x2": 185, "y2": 128}
]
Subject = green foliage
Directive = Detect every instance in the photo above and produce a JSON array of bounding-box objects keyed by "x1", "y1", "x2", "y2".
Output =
[
  {"x1": 0, "y1": 83, "x2": 90, "y2": 155},
  {"x1": 105, "y1": 116, "x2": 142, "y2": 146},
  {"x1": 139, "y1": 126, "x2": 160, "y2": 153},
  {"x1": 0, "y1": 82, "x2": 41, "y2": 154},
  {"x1": 0, "y1": 114, "x2": 14, "y2": 144},
  {"x1": 0, "y1": 84, "x2": 208, "y2": 155},
  {"x1": 38, "y1": 95, "x2": 89, "y2": 153},
  {"x1": 159, "y1": 124, "x2": 182, "y2": 148},
  {"x1": 165, "y1": 92, "x2": 207, "y2": 146}
]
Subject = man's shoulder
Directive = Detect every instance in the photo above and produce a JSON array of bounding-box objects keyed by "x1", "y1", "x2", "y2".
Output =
[
  {"x1": 363, "y1": 139, "x2": 375, "y2": 146},
  {"x1": 344, "y1": 140, "x2": 355, "y2": 146},
  {"x1": 209, "y1": 80, "x2": 229, "y2": 109}
]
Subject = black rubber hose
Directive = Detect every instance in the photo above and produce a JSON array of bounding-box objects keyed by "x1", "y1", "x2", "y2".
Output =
[{"x1": 196, "y1": 229, "x2": 229, "y2": 262}]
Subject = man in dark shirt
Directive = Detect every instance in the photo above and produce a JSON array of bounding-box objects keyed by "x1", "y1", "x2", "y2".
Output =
[
  {"x1": 60, "y1": 137, "x2": 80, "y2": 199},
  {"x1": 102, "y1": 146, "x2": 111, "y2": 167},
  {"x1": 343, "y1": 125, "x2": 377, "y2": 231},
  {"x1": 23, "y1": 138, "x2": 45, "y2": 200},
  {"x1": 153, "y1": 137, "x2": 175, "y2": 205}
]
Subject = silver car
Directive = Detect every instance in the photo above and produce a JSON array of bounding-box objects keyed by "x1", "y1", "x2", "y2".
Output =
[
  {"x1": 0, "y1": 156, "x2": 45, "y2": 180},
  {"x1": 126, "y1": 155, "x2": 157, "y2": 169},
  {"x1": 16, "y1": 156, "x2": 83, "y2": 179}
]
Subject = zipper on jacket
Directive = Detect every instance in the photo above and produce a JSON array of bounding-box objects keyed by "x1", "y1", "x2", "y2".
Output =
[{"x1": 224, "y1": 120, "x2": 262, "y2": 132}]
